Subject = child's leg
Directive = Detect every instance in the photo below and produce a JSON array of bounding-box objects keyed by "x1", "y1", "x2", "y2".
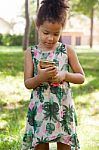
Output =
[
  {"x1": 34, "y1": 143, "x2": 49, "y2": 150},
  {"x1": 57, "y1": 142, "x2": 71, "y2": 150}
]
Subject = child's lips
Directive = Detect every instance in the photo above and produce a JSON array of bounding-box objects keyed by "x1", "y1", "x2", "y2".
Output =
[{"x1": 46, "y1": 42, "x2": 54, "y2": 47}]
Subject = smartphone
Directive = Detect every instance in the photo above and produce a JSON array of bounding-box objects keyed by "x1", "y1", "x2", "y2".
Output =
[{"x1": 40, "y1": 60, "x2": 56, "y2": 69}]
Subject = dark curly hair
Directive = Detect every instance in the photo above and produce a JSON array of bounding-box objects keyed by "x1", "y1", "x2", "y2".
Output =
[{"x1": 36, "y1": 0, "x2": 69, "y2": 27}]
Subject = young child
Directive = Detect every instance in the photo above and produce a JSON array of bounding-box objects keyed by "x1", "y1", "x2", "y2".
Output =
[{"x1": 22, "y1": 0, "x2": 85, "y2": 150}]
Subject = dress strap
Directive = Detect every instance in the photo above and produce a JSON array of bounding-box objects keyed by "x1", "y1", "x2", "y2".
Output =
[
  {"x1": 31, "y1": 45, "x2": 38, "y2": 61},
  {"x1": 61, "y1": 43, "x2": 69, "y2": 72}
]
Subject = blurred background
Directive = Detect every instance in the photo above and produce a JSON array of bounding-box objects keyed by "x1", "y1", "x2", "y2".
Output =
[{"x1": 0, "y1": 0, "x2": 99, "y2": 150}]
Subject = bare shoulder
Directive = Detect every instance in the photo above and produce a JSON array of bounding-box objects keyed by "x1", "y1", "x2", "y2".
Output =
[
  {"x1": 24, "y1": 47, "x2": 31, "y2": 56},
  {"x1": 65, "y1": 44, "x2": 84, "y2": 74},
  {"x1": 24, "y1": 47, "x2": 33, "y2": 61},
  {"x1": 66, "y1": 44, "x2": 76, "y2": 57},
  {"x1": 24, "y1": 47, "x2": 34, "y2": 81},
  {"x1": 24, "y1": 47, "x2": 33, "y2": 66}
]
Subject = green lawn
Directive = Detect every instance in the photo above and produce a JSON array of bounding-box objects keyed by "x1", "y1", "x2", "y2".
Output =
[{"x1": 0, "y1": 46, "x2": 99, "y2": 150}]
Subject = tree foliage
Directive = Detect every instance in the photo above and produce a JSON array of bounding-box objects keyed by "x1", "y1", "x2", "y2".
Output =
[
  {"x1": 71, "y1": 0, "x2": 99, "y2": 48},
  {"x1": 72, "y1": 0, "x2": 99, "y2": 16}
]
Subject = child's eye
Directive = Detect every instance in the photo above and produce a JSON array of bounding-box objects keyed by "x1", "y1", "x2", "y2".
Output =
[
  {"x1": 43, "y1": 32, "x2": 49, "y2": 35},
  {"x1": 54, "y1": 33, "x2": 59, "y2": 36}
]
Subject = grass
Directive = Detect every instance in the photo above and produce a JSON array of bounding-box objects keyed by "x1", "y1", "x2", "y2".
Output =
[{"x1": 0, "y1": 46, "x2": 99, "y2": 150}]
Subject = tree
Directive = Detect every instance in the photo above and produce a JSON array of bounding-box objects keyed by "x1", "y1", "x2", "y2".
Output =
[
  {"x1": 29, "y1": 20, "x2": 35, "y2": 45},
  {"x1": 35, "y1": 0, "x2": 40, "y2": 44},
  {"x1": 23, "y1": 0, "x2": 30, "y2": 50},
  {"x1": 22, "y1": 0, "x2": 40, "y2": 49},
  {"x1": 71, "y1": 0, "x2": 99, "y2": 48}
]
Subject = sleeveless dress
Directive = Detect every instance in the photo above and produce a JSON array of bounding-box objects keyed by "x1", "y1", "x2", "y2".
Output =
[{"x1": 22, "y1": 42, "x2": 80, "y2": 150}]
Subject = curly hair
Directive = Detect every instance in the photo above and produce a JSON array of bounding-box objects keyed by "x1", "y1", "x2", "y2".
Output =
[{"x1": 36, "y1": 0, "x2": 69, "y2": 27}]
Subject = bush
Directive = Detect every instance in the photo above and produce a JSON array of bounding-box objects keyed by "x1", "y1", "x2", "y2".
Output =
[
  {"x1": 0, "y1": 34, "x2": 3, "y2": 45},
  {"x1": 10, "y1": 35, "x2": 23, "y2": 46},
  {"x1": 0, "y1": 34, "x2": 23, "y2": 46},
  {"x1": 0, "y1": 23, "x2": 36, "y2": 46},
  {"x1": 2, "y1": 34, "x2": 12, "y2": 46}
]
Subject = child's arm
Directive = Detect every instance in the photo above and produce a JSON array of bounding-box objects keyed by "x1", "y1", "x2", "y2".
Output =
[
  {"x1": 24, "y1": 49, "x2": 57, "y2": 89},
  {"x1": 65, "y1": 45, "x2": 85, "y2": 84}
]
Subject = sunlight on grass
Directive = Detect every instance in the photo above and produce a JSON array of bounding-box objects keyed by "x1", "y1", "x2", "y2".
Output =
[
  {"x1": 84, "y1": 76, "x2": 96, "y2": 84},
  {"x1": 0, "y1": 46, "x2": 22, "y2": 52},
  {"x1": 0, "y1": 120, "x2": 8, "y2": 129},
  {"x1": 76, "y1": 45, "x2": 99, "y2": 53},
  {"x1": 75, "y1": 91, "x2": 99, "y2": 103},
  {"x1": 0, "y1": 76, "x2": 30, "y2": 105},
  {"x1": 78, "y1": 124, "x2": 99, "y2": 150}
]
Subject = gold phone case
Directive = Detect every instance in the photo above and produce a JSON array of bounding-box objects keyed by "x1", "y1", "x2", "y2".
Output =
[{"x1": 40, "y1": 60, "x2": 56, "y2": 68}]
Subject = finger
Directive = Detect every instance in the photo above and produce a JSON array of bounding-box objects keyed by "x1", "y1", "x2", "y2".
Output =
[
  {"x1": 46, "y1": 66, "x2": 56, "y2": 71},
  {"x1": 38, "y1": 64, "x2": 46, "y2": 71},
  {"x1": 48, "y1": 69, "x2": 57, "y2": 75},
  {"x1": 48, "y1": 71, "x2": 57, "y2": 77}
]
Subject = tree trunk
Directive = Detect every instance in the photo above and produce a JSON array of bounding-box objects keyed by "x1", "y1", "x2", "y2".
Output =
[
  {"x1": 90, "y1": 7, "x2": 94, "y2": 48},
  {"x1": 37, "y1": 0, "x2": 39, "y2": 11},
  {"x1": 23, "y1": 0, "x2": 30, "y2": 50},
  {"x1": 35, "y1": 0, "x2": 39, "y2": 45}
]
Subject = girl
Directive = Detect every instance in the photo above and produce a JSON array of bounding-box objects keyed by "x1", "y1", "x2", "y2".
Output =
[{"x1": 22, "y1": 0, "x2": 85, "y2": 150}]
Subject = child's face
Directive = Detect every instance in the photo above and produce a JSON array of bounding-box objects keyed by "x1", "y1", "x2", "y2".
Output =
[{"x1": 37, "y1": 21, "x2": 62, "y2": 49}]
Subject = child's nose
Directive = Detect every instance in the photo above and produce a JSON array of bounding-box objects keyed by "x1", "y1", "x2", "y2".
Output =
[{"x1": 48, "y1": 35, "x2": 53, "y2": 41}]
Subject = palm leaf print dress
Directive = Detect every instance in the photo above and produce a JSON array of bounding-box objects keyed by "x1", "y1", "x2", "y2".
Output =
[{"x1": 22, "y1": 42, "x2": 80, "y2": 150}]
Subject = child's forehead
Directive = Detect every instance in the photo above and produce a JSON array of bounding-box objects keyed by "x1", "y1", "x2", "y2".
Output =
[{"x1": 40, "y1": 21, "x2": 62, "y2": 31}]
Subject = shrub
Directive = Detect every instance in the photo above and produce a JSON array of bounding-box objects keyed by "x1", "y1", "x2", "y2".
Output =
[
  {"x1": 11, "y1": 35, "x2": 23, "y2": 46},
  {"x1": 1, "y1": 34, "x2": 23, "y2": 46},
  {"x1": 0, "y1": 34, "x2": 3, "y2": 45}
]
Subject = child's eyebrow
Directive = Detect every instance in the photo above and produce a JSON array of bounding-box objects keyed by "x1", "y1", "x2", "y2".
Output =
[
  {"x1": 43, "y1": 29, "x2": 49, "y2": 32},
  {"x1": 43, "y1": 29, "x2": 60, "y2": 34}
]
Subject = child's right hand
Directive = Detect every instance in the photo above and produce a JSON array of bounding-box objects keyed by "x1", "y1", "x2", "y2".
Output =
[{"x1": 37, "y1": 63, "x2": 57, "y2": 83}]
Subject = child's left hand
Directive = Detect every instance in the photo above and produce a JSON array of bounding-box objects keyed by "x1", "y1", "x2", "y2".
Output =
[{"x1": 50, "y1": 71, "x2": 66, "y2": 84}]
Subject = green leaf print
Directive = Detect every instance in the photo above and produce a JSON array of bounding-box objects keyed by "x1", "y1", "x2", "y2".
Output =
[
  {"x1": 30, "y1": 92, "x2": 33, "y2": 99},
  {"x1": 34, "y1": 58, "x2": 39, "y2": 76},
  {"x1": 23, "y1": 131, "x2": 33, "y2": 148},
  {"x1": 61, "y1": 63, "x2": 69, "y2": 71},
  {"x1": 43, "y1": 101, "x2": 59, "y2": 122},
  {"x1": 27, "y1": 104, "x2": 39, "y2": 132},
  {"x1": 64, "y1": 105, "x2": 74, "y2": 122},
  {"x1": 50, "y1": 86, "x2": 64, "y2": 104},
  {"x1": 50, "y1": 133, "x2": 63, "y2": 142},
  {"x1": 55, "y1": 44, "x2": 66, "y2": 56},
  {"x1": 37, "y1": 136, "x2": 48, "y2": 144},
  {"x1": 41, "y1": 52, "x2": 49, "y2": 60},
  {"x1": 60, "y1": 105, "x2": 74, "y2": 134},
  {"x1": 46, "y1": 123, "x2": 55, "y2": 134},
  {"x1": 37, "y1": 85, "x2": 49, "y2": 103},
  {"x1": 53, "y1": 59, "x2": 59, "y2": 67},
  {"x1": 71, "y1": 133, "x2": 80, "y2": 149},
  {"x1": 31, "y1": 46, "x2": 35, "y2": 59}
]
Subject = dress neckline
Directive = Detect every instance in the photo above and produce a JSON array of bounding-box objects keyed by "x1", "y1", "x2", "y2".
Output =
[{"x1": 36, "y1": 42, "x2": 62, "y2": 53}]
